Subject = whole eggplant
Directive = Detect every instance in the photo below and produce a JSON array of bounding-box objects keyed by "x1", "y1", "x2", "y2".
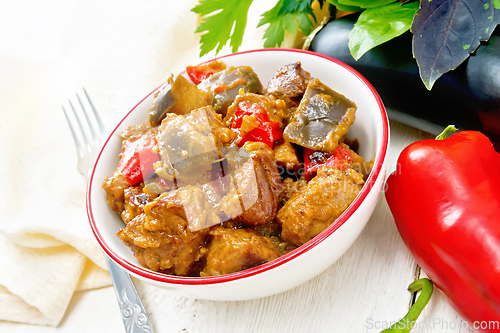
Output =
[{"x1": 310, "y1": 15, "x2": 500, "y2": 150}]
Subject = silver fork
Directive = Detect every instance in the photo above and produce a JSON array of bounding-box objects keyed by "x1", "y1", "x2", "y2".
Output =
[{"x1": 63, "y1": 88, "x2": 153, "y2": 333}]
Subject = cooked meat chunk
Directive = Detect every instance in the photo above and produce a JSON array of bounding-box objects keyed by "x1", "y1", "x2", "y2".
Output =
[
  {"x1": 273, "y1": 139, "x2": 300, "y2": 170},
  {"x1": 281, "y1": 176, "x2": 307, "y2": 205},
  {"x1": 200, "y1": 227, "x2": 280, "y2": 276},
  {"x1": 178, "y1": 185, "x2": 222, "y2": 231},
  {"x1": 266, "y1": 62, "x2": 311, "y2": 100},
  {"x1": 242, "y1": 142, "x2": 282, "y2": 196},
  {"x1": 154, "y1": 106, "x2": 234, "y2": 187},
  {"x1": 117, "y1": 188, "x2": 213, "y2": 275},
  {"x1": 198, "y1": 66, "x2": 263, "y2": 116},
  {"x1": 284, "y1": 79, "x2": 356, "y2": 152},
  {"x1": 277, "y1": 167, "x2": 364, "y2": 246},
  {"x1": 102, "y1": 169, "x2": 130, "y2": 214},
  {"x1": 219, "y1": 142, "x2": 283, "y2": 225},
  {"x1": 121, "y1": 187, "x2": 156, "y2": 223},
  {"x1": 149, "y1": 75, "x2": 212, "y2": 127}
]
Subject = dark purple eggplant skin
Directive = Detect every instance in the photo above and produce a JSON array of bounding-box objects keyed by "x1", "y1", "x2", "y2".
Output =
[{"x1": 310, "y1": 15, "x2": 500, "y2": 149}]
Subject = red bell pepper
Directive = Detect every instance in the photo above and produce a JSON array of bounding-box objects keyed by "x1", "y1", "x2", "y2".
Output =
[
  {"x1": 118, "y1": 136, "x2": 161, "y2": 186},
  {"x1": 385, "y1": 126, "x2": 500, "y2": 332},
  {"x1": 186, "y1": 61, "x2": 226, "y2": 85},
  {"x1": 239, "y1": 121, "x2": 282, "y2": 148},
  {"x1": 231, "y1": 101, "x2": 283, "y2": 148},
  {"x1": 303, "y1": 146, "x2": 352, "y2": 180},
  {"x1": 231, "y1": 101, "x2": 269, "y2": 129}
]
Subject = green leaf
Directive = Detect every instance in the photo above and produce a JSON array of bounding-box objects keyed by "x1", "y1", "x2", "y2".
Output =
[
  {"x1": 191, "y1": 0, "x2": 254, "y2": 56},
  {"x1": 279, "y1": 0, "x2": 314, "y2": 14},
  {"x1": 412, "y1": 0, "x2": 499, "y2": 90},
  {"x1": 258, "y1": 0, "x2": 315, "y2": 48},
  {"x1": 295, "y1": 9, "x2": 315, "y2": 34},
  {"x1": 349, "y1": 1, "x2": 419, "y2": 60},
  {"x1": 336, "y1": 0, "x2": 397, "y2": 9},
  {"x1": 326, "y1": 0, "x2": 363, "y2": 12}
]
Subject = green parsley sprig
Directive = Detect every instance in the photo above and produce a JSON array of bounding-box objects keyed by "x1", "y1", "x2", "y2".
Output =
[
  {"x1": 191, "y1": 0, "x2": 500, "y2": 89},
  {"x1": 191, "y1": 0, "x2": 254, "y2": 55},
  {"x1": 191, "y1": 0, "x2": 320, "y2": 56}
]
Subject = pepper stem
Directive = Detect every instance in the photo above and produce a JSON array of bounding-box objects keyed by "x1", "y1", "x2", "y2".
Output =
[
  {"x1": 380, "y1": 278, "x2": 434, "y2": 332},
  {"x1": 435, "y1": 125, "x2": 458, "y2": 140}
]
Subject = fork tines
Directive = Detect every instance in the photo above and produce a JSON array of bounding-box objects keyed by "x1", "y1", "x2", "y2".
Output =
[{"x1": 62, "y1": 88, "x2": 105, "y2": 157}]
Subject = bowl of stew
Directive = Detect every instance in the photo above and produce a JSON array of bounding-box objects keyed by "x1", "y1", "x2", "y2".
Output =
[{"x1": 87, "y1": 48, "x2": 389, "y2": 300}]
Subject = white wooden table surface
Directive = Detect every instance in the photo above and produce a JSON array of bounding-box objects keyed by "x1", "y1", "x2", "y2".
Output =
[{"x1": 0, "y1": 120, "x2": 474, "y2": 333}]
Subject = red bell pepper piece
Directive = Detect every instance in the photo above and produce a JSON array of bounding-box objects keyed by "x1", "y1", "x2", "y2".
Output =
[
  {"x1": 231, "y1": 101, "x2": 269, "y2": 129},
  {"x1": 186, "y1": 61, "x2": 226, "y2": 85},
  {"x1": 303, "y1": 146, "x2": 352, "y2": 180},
  {"x1": 385, "y1": 126, "x2": 500, "y2": 331},
  {"x1": 118, "y1": 136, "x2": 161, "y2": 186},
  {"x1": 186, "y1": 66, "x2": 214, "y2": 85},
  {"x1": 238, "y1": 121, "x2": 282, "y2": 148},
  {"x1": 231, "y1": 100, "x2": 283, "y2": 148}
]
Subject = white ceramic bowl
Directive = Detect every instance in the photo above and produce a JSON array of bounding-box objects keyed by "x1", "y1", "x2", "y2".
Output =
[{"x1": 87, "y1": 48, "x2": 389, "y2": 301}]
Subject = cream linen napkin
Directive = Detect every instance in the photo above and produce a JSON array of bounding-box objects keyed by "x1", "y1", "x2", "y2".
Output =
[
  {"x1": 0, "y1": 0, "x2": 311, "y2": 326},
  {"x1": 0, "y1": 42, "x2": 113, "y2": 325}
]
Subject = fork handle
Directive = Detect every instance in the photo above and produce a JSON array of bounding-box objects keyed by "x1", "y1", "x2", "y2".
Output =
[{"x1": 105, "y1": 256, "x2": 154, "y2": 333}]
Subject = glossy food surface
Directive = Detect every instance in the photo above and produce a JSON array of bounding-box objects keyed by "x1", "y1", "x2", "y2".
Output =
[{"x1": 102, "y1": 60, "x2": 368, "y2": 277}]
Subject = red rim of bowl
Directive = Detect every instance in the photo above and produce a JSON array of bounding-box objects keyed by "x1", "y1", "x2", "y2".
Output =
[{"x1": 87, "y1": 48, "x2": 389, "y2": 285}]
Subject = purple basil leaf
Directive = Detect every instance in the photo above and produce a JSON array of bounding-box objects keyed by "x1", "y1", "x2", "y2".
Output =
[
  {"x1": 412, "y1": 0, "x2": 497, "y2": 90},
  {"x1": 494, "y1": 4, "x2": 500, "y2": 26}
]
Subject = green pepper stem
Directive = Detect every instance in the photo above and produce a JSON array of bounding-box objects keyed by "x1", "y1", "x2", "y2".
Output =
[
  {"x1": 380, "y1": 278, "x2": 434, "y2": 332},
  {"x1": 435, "y1": 125, "x2": 458, "y2": 140}
]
